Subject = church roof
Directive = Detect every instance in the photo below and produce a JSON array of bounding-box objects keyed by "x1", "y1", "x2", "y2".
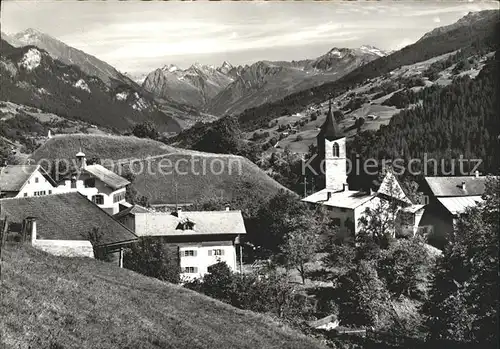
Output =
[
  {"x1": 319, "y1": 100, "x2": 342, "y2": 141},
  {"x1": 302, "y1": 188, "x2": 376, "y2": 209}
]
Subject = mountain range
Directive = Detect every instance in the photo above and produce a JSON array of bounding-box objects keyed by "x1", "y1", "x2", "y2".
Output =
[
  {"x1": 142, "y1": 45, "x2": 387, "y2": 116},
  {"x1": 0, "y1": 38, "x2": 181, "y2": 133},
  {"x1": 1, "y1": 9, "x2": 497, "y2": 138}
]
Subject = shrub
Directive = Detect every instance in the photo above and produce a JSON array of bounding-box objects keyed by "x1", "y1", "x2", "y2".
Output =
[{"x1": 123, "y1": 237, "x2": 180, "y2": 284}]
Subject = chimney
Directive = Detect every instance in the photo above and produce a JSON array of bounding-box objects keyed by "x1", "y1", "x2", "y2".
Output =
[
  {"x1": 327, "y1": 191, "x2": 332, "y2": 201},
  {"x1": 475, "y1": 170, "x2": 480, "y2": 178},
  {"x1": 343, "y1": 183, "x2": 349, "y2": 191},
  {"x1": 461, "y1": 181, "x2": 466, "y2": 190},
  {"x1": 225, "y1": 205, "x2": 230, "y2": 211}
]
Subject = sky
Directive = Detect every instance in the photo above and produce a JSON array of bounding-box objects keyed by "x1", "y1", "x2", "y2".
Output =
[{"x1": 1, "y1": 0, "x2": 499, "y2": 75}]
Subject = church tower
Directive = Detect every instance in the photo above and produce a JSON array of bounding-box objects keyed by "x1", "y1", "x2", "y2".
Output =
[{"x1": 316, "y1": 99, "x2": 347, "y2": 191}]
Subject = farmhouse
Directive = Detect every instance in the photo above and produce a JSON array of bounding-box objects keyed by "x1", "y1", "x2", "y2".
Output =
[
  {"x1": 0, "y1": 192, "x2": 138, "y2": 265},
  {"x1": 418, "y1": 173, "x2": 494, "y2": 247},
  {"x1": 0, "y1": 164, "x2": 57, "y2": 198},
  {"x1": 115, "y1": 206, "x2": 246, "y2": 280},
  {"x1": 303, "y1": 100, "x2": 425, "y2": 236},
  {"x1": 56, "y1": 150, "x2": 130, "y2": 214}
]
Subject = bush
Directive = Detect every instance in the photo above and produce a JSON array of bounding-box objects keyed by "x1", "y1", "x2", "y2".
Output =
[{"x1": 123, "y1": 237, "x2": 180, "y2": 283}]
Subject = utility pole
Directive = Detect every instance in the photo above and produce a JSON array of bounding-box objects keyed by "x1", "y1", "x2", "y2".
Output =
[{"x1": 303, "y1": 176, "x2": 307, "y2": 198}]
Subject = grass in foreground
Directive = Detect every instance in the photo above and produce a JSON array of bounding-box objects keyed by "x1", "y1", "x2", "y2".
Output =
[{"x1": 0, "y1": 244, "x2": 326, "y2": 349}]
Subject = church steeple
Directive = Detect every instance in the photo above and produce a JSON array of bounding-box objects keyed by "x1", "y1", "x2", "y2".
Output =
[
  {"x1": 319, "y1": 99, "x2": 341, "y2": 141},
  {"x1": 315, "y1": 98, "x2": 347, "y2": 192}
]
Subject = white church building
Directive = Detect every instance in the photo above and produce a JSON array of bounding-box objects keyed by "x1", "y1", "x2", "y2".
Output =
[{"x1": 302, "y1": 100, "x2": 425, "y2": 237}]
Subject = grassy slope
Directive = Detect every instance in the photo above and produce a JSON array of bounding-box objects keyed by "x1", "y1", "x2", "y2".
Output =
[
  {"x1": 31, "y1": 134, "x2": 290, "y2": 205},
  {"x1": 0, "y1": 245, "x2": 326, "y2": 349}
]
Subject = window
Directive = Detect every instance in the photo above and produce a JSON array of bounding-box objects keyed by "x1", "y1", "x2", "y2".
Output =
[
  {"x1": 332, "y1": 143, "x2": 340, "y2": 157},
  {"x1": 84, "y1": 178, "x2": 96, "y2": 188},
  {"x1": 92, "y1": 194, "x2": 104, "y2": 205},
  {"x1": 48, "y1": 190, "x2": 52, "y2": 194},
  {"x1": 183, "y1": 267, "x2": 197, "y2": 274},
  {"x1": 209, "y1": 249, "x2": 224, "y2": 256},
  {"x1": 113, "y1": 191, "x2": 125, "y2": 203},
  {"x1": 183, "y1": 250, "x2": 196, "y2": 257},
  {"x1": 24, "y1": 193, "x2": 28, "y2": 197},
  {"x1": 33, "y1": 191, "x2": 46, "y2": 196},
  {"x1": 35, "y1": 177, "x2": 39, "y2": 183}
]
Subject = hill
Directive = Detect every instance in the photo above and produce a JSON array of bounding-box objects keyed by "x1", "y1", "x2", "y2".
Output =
[
  {"x1": 0, "y1": 245, "x2": 326, "y2": 349},
  {"x1": 0, "y1": 39, "x2": 182, "y2": 134},
  {"x1": 30, "y1": 134, "x2": 291, "y2": 208}
]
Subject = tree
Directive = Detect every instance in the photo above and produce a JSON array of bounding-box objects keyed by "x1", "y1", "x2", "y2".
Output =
[
  {"x1": 123, "y1": 237, "x2": 180, "y2": 284},
  {"x1": 377, "y1": 237, "x2": 431, "y2": 298},
  {"x1": 193, "y1": 116, "x2": 241, "y2": 155},
  {"x1": 337, "y1": 260, "x2": 389, "y2": 328},
  {"x1": 423, "y1": 177, "x2": 499, "y2": 345},
  {"x1": 280, "y1": 218, "x2": 320, "y2": 284},
  {"x1": 132, "y1": 121, "x2": 159, "y2": 140},
  {"x1": 85, "y1": 227, "x2": 112, "y2": 262}
]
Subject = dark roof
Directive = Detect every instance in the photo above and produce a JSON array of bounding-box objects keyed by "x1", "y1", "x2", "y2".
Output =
[
  {"x1": 84, "y1": 165, "x2": 130, "y2": 190},
  {"x1": 113, "y1": 204, "x2": 151, "y2": 219},
  {"x1": 0, "y1": 192, "x2": 137, "y2": 246},
  {"x1": 318, "y1": 99, "x2": 341, "y2": 141},
  {"x1": 0, "y1": 165, "x2": 56, "y2": 192},
  {"x1": 424, "y1": 176, "x2": 496, "y2": 197}
]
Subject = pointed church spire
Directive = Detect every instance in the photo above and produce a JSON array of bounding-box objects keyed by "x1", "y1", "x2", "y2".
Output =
[{"x1": 319, "y1": 98, "x2": 341, "y2": 140}]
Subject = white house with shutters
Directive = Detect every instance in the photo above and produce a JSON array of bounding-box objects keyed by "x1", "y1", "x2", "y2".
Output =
[
  {"x1": 115, "y1": 206, "x2": 246, "y2": 280},
  {"x1": 0, "y1": 165, "x2": 57, "y2": 199},
  {"x1": 55, "y1": 151, "x2": 130, "y2": 215}
]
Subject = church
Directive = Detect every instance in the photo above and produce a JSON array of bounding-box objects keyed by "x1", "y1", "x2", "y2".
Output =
[{"x1": 302, "y1": 100, "x2": 426, "y2": 237}]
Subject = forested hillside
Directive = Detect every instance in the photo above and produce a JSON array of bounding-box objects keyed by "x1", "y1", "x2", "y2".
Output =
[
  {"x1": 348, "y1": 51, "x2": 499, "y2": 177},
  {"x1": 236, "y1": 10, "x2": 498, "y2": 131}
]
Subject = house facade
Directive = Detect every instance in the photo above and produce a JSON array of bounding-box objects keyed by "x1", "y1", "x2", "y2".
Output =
[
  {"x1": 0, "y1": 192, "x2": 138, "y2": 265},
  {"x1": 302, "y1": 100, "x2": 425, "y2": 237},
  {"x1": 55, "y1": 151, "x2": 130, "y2": 215},
  {"x1": 0, "y1": 165, "x2": 57, "y2": 198},
  {"x1": 115, "y1": 207, "x2": 246, "y2": 280},
  {"x1": 418, "y1": 173, "x2": 493, "y2": 247}
]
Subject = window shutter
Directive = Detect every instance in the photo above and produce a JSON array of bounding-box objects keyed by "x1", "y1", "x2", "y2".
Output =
[
  {"x1": 208, "y1": 250, "x2": 212, "y2": 256},
  {"x1": 193, "y1": 250, "x2": 197, "y2": 257},
  {"x1": 220, "y1": 249, "x2": 225, "y2": 256},
  {"x1": 194, "y1": 267, "x2": 198, "y2": 273}
]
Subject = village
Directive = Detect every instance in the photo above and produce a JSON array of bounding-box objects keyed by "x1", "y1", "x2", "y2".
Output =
[
  {"x1": 0, "y1": 102, "x2": 494, "y2": 289},
  {"x1": 1, "y1": 2, "x2": 498, "y2": 348}
]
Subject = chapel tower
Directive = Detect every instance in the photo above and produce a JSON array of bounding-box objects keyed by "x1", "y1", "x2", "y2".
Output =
[{"x1": 316, "y1": 99, "x2": 347, "y2": 191}]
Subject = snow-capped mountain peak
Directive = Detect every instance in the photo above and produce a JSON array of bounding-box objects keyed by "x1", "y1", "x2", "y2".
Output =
[
  {"x1": 359, "y1": 45, "x2": 387, "y2": 57},
  {"x1": 161, "y1": 64, "x2": 179, "y2": 73}
]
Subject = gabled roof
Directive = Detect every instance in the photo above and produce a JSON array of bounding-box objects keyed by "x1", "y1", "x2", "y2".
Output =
[
  {"x1": 377, "y1": 171, "x2": 413, "y2": 205},
  {"x1": 0, "y1": 192, "x2": 137, "y2": 246},
  {"x1": 84, "y1": 165, "x2": 130, "y2": 190},
  {"x1": 425, "y1": 176, "x2": 495, "y2": 197},
  {"x1": 437, "y1": 196, "x2": 483, "y2": 216},
  {"x1": 302, "y1": 188, "x2": 376, "y2": 209},
  {"x1": 318, "y1": 100, "x2": 342, "y2": 141},
  {"x1": 113, "y1": 204, "x2": 151, "y2": 220},
  {"x1": 133, "y1": 210, "x2": 247, "y2": 237},
  {"x1": 0, "y1": 165, "x2": 56, "y2": 192}
]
